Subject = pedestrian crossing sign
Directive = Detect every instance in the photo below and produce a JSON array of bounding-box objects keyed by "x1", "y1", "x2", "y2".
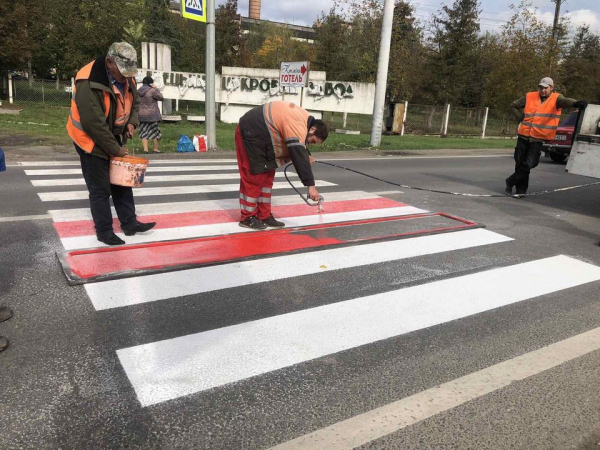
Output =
[{"x1": 182, "y1": 0, "x2": 206, "y2": 22}]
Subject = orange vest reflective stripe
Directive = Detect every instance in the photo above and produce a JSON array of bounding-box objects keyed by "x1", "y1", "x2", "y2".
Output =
[
  {"x1": 111, "y1": 79, "x2": 135, "y2": 128},
  {"x1": 66, "y1": 61, "x2": 135, "y2": 153},
  {"x1": 517, "y1": 92, "x2": 562, "y2": 140}
]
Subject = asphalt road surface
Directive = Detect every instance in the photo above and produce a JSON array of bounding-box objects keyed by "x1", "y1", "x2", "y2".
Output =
[{"x1": 2, "y1": 153, "x2": 600, "y2": 449}]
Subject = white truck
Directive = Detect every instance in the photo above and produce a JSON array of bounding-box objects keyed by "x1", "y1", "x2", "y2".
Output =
[{"x1": 565, "y1": 104, "x2": 600, "y2": 178}]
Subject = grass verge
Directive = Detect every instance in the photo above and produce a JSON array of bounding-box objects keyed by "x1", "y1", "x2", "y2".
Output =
[{"x1": 0, "y1": 103, "x2": 517, "y2": 152}]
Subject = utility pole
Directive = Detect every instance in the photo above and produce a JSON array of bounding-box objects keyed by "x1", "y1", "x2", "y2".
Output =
[
  {"x1": 551, "y1": 0, "x2": 564, "y2": 50},
  {"x1": 549, "y1": 0, "x2": 564, "y2": 71},
  {"x1": 370, "y1": 0, "x2": 395, "y2": 147},
  {"x1": 206, "y1": 0, "x2": 217, "y2": 150}
]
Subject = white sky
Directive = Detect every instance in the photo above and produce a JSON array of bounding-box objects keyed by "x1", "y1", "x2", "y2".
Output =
[{"x1": 217, "y1": 0, "x2": 600, "y2": 34}]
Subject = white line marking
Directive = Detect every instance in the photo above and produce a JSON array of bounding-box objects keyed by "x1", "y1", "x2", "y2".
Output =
[
  {"x1": 86, "y1": 228, "x2": 509, "y2": 310},
  {"x1": 48, "y1": 191, "x2": 383, "y2": 222},
  {"x1": 117, "y1": 255, "x2": 595, "y2": 407},
  {"x1": 18, "y1": 159, "x2": 237, "y2": 166},
  {"x1": 62, "y1": 206, "x2": 425, "y2": 250},
  {"x1": 38, "y1": 181, "x2": 337, "y2": 202},
  {"x1": 25, "y1": 165, "x2": 239, "y2": 176},
  {"x1": 31, "y1": 172, "x2": 298, "y2": 186},
  {"x1": 0, "y1": 214, "x2": 52, "y2": 223},
  {"x1": 372, "y1": 190, "x2": 404, "y2": 195},
  {"x1": 272, "y1": 326, "x2": 600, "y2": 450}
]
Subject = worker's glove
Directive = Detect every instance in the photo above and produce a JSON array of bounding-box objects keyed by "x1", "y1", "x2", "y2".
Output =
[{"x1": 573, "y1": 100, "x2": 588, "y2": 109}]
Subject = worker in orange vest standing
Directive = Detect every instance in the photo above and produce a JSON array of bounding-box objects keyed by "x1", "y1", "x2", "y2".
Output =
[
  {"x1": 67, "y1": 42, "x2": 155, "y2": 245},
  {"x1": 505, "y1": 77, "x2": 587, "y2": 198}
]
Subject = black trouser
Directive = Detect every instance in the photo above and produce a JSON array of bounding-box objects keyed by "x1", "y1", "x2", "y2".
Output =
[
  {"x1": 506, "y1": 137, "x2": 542, "y2": 194},
  {"x1": 76, "y1": 145, "x2": 136, "y2": 234}
]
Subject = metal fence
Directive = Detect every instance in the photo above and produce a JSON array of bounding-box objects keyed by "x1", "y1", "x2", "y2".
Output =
[
  {"x1": 12, "y1": 78, "x2": 73, "y2": 105},
  {"x1": 326, "y1": 104, "x2": 521, "y2": 138}
]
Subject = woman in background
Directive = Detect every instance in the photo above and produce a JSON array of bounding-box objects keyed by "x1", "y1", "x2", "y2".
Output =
[{"x1": 138, "y1": 76, "x2": 163, "y2": 153}]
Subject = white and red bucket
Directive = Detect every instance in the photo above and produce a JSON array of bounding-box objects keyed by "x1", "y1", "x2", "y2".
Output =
[{"x1": 109, "y1": 155, "x2": 149, "y2": 187}]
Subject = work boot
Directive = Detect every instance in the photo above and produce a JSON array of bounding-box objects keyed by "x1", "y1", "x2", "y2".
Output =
[
  {"x1": 504, "y1": 181, "x2": 513, "y2": 197},
  {"x1": 262, "y1": 214, "x2": 285, "y2": 228},
  {"x1": 97, "y1": 231, "x2": 126, "y2": 246},
  {"x1": 0, "y1": 306, "x2": 13, "y2": 322},
  {"x1": 122, "y1": 220, "x2": 157, "y2": 236},
  {"x1": 0, "y1": 336, "x2": 8, "y2": 353},
  {"x1": 239, "y1": 216, "x2": 267, "y2": 230}
]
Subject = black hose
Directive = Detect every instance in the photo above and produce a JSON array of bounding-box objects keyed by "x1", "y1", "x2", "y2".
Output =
[{"x1": 283, "y1": 159, "x2": 600, "y2": 203}]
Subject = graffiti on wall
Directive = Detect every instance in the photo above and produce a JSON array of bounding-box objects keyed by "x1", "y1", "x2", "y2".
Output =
[
  {"x1": 136, "y1": 70, "x2": 207, "y2": 98},
  {"x1": 137, "y1": 70, "x2": 358, "y2": 105}
]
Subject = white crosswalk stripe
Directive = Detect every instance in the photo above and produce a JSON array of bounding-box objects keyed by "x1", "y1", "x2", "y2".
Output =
[
  {"x1": 26, "y1": 165, "x2": 239, "y2": 175},
  {"x1": 18, "y1": 159, "x2": 238, "y2": 166},
  {"x1": 47, "y1": 191, "x2": 382, "y2": 222},
  {"x1": 117, "y1": 255, "x2": 600, "y2": 407},
  {"x1": 61, "y1": 206, "x2": 425, "y2": 250},
  {"x1": 21, "y1": 157, "x2": 600, "y2": 443},
  {"x1": 31, "y1": 172, "x2": 299, "y2": 186},
  {"x1": 37, "y1": 180, "x2": 337, "y2": 201}
]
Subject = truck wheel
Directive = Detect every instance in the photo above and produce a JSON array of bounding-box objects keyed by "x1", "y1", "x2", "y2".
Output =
[{"x1": 550, "y1": 153, "x2": 567, "y2": 163}]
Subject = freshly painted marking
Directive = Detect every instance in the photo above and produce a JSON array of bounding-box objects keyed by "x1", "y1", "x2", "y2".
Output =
[
  {"x1": 18, "y1": 159, "x2": 237, "y2": 166},
  {"x1": 272, "y1": 327, "x2": 600, "y2": 450},
  {"x1": 38, "y1": 181, "x2": 337, "y2": 202},
  {"x1": 116, "y1": 255, "x2": 595, "y2": 407},
  {"x1": 63, "y1": 213, "x2": 466, "y2": 281},
  {"x1": 62, "y1": 206, "x2": 425, "y2": 250},
  {"x1": 25, "y1": 165, "x2": 239, "y2": 176},
  {"x1": 55, "y1": 198, "x2": 405, "y2": 238},
  {"x1": 86, "y1": 228, "x2": 511, "y2": 310},
  {"x1": 48, "y1": 191, "x2": 381, "y2": 222},
  {"x1": 0, "y1": 214, "x2": 52, "y2": 223},
  {"x1": 31, "y1": 172, "x2": 298, "y2": 187}
]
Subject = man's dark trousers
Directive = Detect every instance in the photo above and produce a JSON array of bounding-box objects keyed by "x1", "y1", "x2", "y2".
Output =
[
  {"x1": 506, "y1": 136, "x2": 542, "y2": 195},
  {"x1": 76, "y1": 145, "x2": 136, "y2": 234}
]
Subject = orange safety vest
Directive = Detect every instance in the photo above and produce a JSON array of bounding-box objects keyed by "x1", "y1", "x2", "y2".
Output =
[
  {"x1": 517, "y1": 92, "x2": 562, "y2": 141},
  {"x1": 66, "y1": 60, "x2": 135, "y2": 153}
]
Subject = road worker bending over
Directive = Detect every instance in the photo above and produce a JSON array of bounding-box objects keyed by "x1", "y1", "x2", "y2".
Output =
[
  {"x1": 505, "y1": 77, "x2": 587, "y2": 198},
  {"x1": 234, "y1": 101, "x2": 329, "y2": 230}
]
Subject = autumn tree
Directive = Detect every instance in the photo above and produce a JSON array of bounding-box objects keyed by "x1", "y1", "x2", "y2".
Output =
[
  {"x1": 562, "y1": 26, "x2": 600, "y2": 102},
  {"x1": 215, "y1": 0, "x2": 243, "y2": 71},
  {"x1": 387, "y1": 1, "x2": 425, "y2": 102},
  {"x1": 481, "y1": 2, "x2": 554, "y2": 110},
  {"x1": 313, "y1": 8, "x2": 352, "y2": 79},
  {"x1": 428, "y1": 0, "x2": 482, "y2": 106}
]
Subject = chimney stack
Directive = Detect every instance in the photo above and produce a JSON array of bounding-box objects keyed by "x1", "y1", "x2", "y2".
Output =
[{"x1": 249, "y1": 0, "x2": 261, "y2": 19}]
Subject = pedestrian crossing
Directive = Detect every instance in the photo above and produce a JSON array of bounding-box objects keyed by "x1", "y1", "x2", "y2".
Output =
[{"x1": 21, "y1": 158, "x2": 600, "y2": 444}]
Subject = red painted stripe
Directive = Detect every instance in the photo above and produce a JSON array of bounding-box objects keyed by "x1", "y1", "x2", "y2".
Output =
[
  {"x1": 54, "y1": 197, "x2": 406, "y2": 238},
  {"x1": 62, "y1": 213, "x2": 478, "y2": 281}
]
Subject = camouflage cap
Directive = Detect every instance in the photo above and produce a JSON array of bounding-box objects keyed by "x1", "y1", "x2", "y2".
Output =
[{"x1": 107, "y1": 42, "x2": 138, "y2": 77}]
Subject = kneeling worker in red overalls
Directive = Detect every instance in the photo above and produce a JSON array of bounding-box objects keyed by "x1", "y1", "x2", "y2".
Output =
[{"x1": 235, "y1": 101, "x2": 329, "y2": 229}]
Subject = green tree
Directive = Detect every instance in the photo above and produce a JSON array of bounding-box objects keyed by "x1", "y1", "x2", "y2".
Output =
[
  {"x1": 215, "y1": 0, "x2": 243, "y2": 71},
  {"x1": 429, "y1": 0, "x2": 482, "y2": 106},
  {"x1": 482, "y1": 2, "x2": 554, "y2": 110},
  {"x1": 145, "y1": 0, "x2": 176, "y2": 46},
  {"x1": 0, "y1": 0, "x2": 42, "y2": 73},
  {"x1": 169, "y1": 12, "x2": 206, "y2": 72},
  {"x1": 313, "y1": 8, "x2": 352, "y2": 79},
  {"x1": 562, "y1": 26, "x2": 600, "y2": 102},
  {"x1": 387, "y1": 1, "x2": 425, "y2": 102}
]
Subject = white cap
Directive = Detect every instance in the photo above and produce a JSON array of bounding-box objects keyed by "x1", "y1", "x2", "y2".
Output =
[{"x1": 538, "y1": 77, "x2": 554, "y2": 88}]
